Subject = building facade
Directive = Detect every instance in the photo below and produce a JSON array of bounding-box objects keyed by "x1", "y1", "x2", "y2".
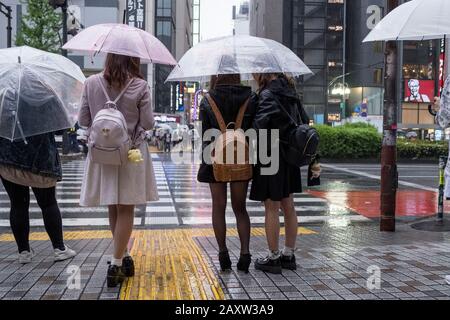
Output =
[
  {"x1": 249, "y1": 0, "x2": 441, "y2": 134},
  {"x1": 232, "y1": 1, "x2": 250, "y2": 36}
]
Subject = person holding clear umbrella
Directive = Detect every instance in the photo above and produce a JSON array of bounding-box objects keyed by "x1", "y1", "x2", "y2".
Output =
[
  {"x1": 197, "y1": 67, "x2": 257, "y2": 273},
  {"x1": 166, "y1": 34, "x2": 313, "y2": 274},
  {"x1": 249, "y1": 73, "x2": 310, "y2": 274},
  {"x1": 0, "y1": 46, "x2": 83, "y2": 264}
]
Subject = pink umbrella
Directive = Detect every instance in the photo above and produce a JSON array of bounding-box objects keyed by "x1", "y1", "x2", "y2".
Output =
[{"x1": 62, "y1": 23, "x2": 177, "y2": 66}]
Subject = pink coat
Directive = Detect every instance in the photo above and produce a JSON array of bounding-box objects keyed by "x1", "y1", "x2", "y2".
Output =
[
  {"x1": 78, "y1": 73, "x2": 155, "y2": 144},
  {"x1": 78, "y1": 73, "x2": 159, "y2": 206}
]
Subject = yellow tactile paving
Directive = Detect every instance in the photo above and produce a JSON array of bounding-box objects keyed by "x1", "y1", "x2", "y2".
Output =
[{"x1": 0, "y1": 227, "x2": 316, "y2": 300}]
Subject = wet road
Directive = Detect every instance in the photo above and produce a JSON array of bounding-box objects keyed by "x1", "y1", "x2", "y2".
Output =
[{"x1": 0, "y1": 155, "x2": 441, "y2": 228}]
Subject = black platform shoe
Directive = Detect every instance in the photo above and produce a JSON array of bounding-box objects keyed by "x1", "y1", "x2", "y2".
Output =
[
  {"x1": 281, "y1": 254, "x2": 297, "y2": 270},
  {"x1": 122, "y1": 256, "x2": 135, "y2": 277},
  {"x1": 237, "y1": 254, "x2": 252, "y2": 273},
  {"x1": 107, "y1": 264, "x2": 126, "y2": 288},
  {"x1": 219, "y1": 251, "x2": 232, "y2": 271},
  {"x1": 255, "y1": 257, "x2": 282, "y2": 274}
]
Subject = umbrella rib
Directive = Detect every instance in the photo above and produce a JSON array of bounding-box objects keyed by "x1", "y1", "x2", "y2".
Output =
[
  {"x1": 94, "y1": 26, "x2": 116, "y2": 57},
  {"x1": 137, "y1": 31, "x2": 154, "y2": 64},
  {"x1": 26, "y1": 68, "x2": 72, "y2": 127}
]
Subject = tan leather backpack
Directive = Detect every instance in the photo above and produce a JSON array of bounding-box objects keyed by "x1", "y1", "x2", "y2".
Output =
[{"x1": 206, "y1": 94, "x2": 253, "y2": 182}]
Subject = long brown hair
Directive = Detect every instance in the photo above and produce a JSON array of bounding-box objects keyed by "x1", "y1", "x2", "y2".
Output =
[
  {"x1": 103, "y1": 53, "x2": 143, "y2": 89},
  {"x1": 253, "y1": 73, "x2": 296, "y2": 92},
  {"x1": 209, "y1": 74, "x2": 241, "y2": 90}
]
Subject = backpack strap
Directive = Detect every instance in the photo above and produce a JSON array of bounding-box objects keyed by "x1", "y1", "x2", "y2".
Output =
[
  {"x1": 97, "y1": 76, "x2": 134, "y2": 109},
  {"x1": 114, "y1": 79, "x2": 134, "y2": 104},
  {"x1": 206, "y1": 94, "x2": 227, "y2": 133},
  {"x1": 235, "y1": 98, "x2": 250, "y2": 130}
]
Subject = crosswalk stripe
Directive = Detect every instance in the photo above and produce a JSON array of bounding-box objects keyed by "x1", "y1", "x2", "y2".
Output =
[{"x1": 0, "y1": 158, "x2": 360, "y2": 228}]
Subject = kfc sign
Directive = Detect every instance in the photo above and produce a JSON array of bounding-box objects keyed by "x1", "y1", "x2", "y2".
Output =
[{"x1": 404, "y1": 79, "x2": 435, "y2": 103}]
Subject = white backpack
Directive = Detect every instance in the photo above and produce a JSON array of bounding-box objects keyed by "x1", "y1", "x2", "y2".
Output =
[{"x1": 88, "y1": 77, "x2": 134, "y2": 166}]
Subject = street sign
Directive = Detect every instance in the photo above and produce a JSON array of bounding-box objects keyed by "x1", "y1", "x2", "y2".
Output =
[{"x1": 126, "y1": 0, "x2": 145, "y2": 30}]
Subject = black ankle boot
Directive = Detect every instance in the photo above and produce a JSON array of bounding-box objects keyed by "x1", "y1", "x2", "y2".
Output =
[
  {"x1": 237, "y1": 254, "x2": 252, "y2": 273},
  {"x1": 122, "y1": 256, "x2": 135, "y2": 277},
  {"x1": 218, "y1": 251, "x2": 232, "y2": 271},
  {"x1": 107, "y1": 264, "x2": 126, "y2": 288}
]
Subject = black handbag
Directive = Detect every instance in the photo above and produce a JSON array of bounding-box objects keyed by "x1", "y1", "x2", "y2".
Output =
[{"x1": 276, "y1": 96, "x2": 320, "y2": 167}]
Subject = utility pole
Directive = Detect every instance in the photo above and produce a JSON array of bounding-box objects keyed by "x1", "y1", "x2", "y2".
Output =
[
  {"x1": 0, "y1": 1, "x2": 12, "y2": 47},
  {"x1": 380, "y1": 0, "x2": 399, "y2": 232},
  {"x1": 61, "y1": 0, "x2": 68, "y2": 57},
  {"x1": 49, "y1": 0, "x2": 70, "y2": 154}
]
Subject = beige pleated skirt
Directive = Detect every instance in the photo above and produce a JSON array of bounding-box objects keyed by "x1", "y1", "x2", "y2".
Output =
[{"x1": 80, "y1": 143, "x2": 159, "y2": 207}]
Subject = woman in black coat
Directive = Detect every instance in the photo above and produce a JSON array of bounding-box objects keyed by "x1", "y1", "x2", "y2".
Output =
[
  {"x1": 198, "y1": 74, "x2": 257, "y2": 272},
  {"x1": 250, "y1": 73, "x2": 305, "y2": 274}
]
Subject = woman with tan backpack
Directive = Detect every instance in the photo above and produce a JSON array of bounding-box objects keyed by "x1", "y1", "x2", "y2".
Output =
[{"x1": 197, "y1": 72, "x2": 257, "y2": 273}]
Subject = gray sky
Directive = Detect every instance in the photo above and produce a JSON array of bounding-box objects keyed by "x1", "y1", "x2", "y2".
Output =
[{"x1": 200, "y1": 0, "x2": 242, "y2": 41}]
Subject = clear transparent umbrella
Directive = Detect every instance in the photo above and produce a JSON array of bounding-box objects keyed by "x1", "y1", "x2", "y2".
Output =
[
  {"x1": 363, "y1": 0, "x2": 450, "y2": 42},
  {"x1": 166, "y1": 35, "x2": 313, "y2": 82},
  {"x1": 0, "y1": 46, "x2": 86, "y2": 142}
]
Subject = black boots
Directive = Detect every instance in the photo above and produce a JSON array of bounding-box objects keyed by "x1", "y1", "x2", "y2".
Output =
[
  {"x1": 219, "y1": 251, "x2": 252, "y2": 273},
  {"x1": 219, "y1": 251, "x2": 232, "y2": 271},
  {"x1": 107, "y1": 264, "x2": 126, "y2": 288},
  {"x1": 107, "y1": 256, "x2": 135, "y2": 288},
  {"x1": 255, "y1": 254, "x2": 297, "y2": 274},
  {"x1": 122, "y1": 256, "x2": 135, "y2": 277},
  {"x1": 255, "y1": 256, "x2": 282, "y2": 274},
  {"x1": 281, "y1": 254, "x2": 297, "y2": 271},
  {"x1": 237, "y1": 254, "x2": 252, "y2": 273}
]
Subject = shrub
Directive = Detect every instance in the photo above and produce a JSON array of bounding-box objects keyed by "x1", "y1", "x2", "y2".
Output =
[
  {"x1": 315, "y1": 125, "x2": 382, "y2": 159},
  {"x1": 397, "y1": 140, "x2": 448, "y2": 159},
  {"x1": 315, "y1": 124, "x2": 447, "y2": 160}
]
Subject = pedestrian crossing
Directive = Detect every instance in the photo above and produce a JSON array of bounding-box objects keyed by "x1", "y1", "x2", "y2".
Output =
[{"x1": 0, "y1": 154, "x2": 367, "y2": 228}]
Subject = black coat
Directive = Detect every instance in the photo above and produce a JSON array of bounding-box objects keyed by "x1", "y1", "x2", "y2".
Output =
[
  {"x1": 197, "y1": 85, "x2": 257, "y2": 183},
  {"x1": 250, "y1": 76, "x2": 305, "y2": 202},
  {"x1": 0, "y1": 133, "x2": 62, "y2": 180}
]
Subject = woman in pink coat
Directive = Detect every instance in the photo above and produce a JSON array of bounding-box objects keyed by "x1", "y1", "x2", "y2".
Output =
[{"x1": 78, "y1": 53, "x2": 159, "y2": 287}]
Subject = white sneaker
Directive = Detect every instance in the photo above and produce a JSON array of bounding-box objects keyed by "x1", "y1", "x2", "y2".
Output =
[
  {"x1": 18, "y1": 249, "x2": 35, "y2": 264},
  {"x1": 54, "y1": 246, "x2": 77, "y2": 262},
  {"x1": 446, "y1": 275, "x2": 450, "y2": 285}
]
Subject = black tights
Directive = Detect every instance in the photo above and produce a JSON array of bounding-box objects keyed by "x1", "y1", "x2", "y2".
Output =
[
  {"x1": 209, "y1": 182, "x2": 251, "y2": 255},
  {"x1": 1, "y1": 178, "x2": 65, "y2": 253}
]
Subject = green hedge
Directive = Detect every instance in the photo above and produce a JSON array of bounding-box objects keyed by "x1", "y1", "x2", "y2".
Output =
[
  {"x1": 315, "y1": 124, "x2": 382, "y2": 159},
  {"x1": 397, "y1": 140, "x2": 448, "y2": 159},
  {"x1": 315, "y1": 123, "x2": 448, "y2": 160}
]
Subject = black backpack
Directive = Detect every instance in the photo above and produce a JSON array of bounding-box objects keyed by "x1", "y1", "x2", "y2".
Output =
[{"x1": 276, "y1": 96, "x2": 320, "y2": 167}]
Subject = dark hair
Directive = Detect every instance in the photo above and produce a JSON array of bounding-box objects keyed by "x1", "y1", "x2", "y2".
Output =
[
  {"x1": 253, "y1": 73, "x2": 296, "y2": 92},
  {"x1": 104, "y1": 53, "x2": 143, "y2": 89},
  {"x1": 209, "y1": 74, "x2": 241, "y2": 90}
]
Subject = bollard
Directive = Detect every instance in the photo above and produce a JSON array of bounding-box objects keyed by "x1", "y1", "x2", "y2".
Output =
[{"x1": 438, "y1": 156, "x2": 446, "y2": 223}]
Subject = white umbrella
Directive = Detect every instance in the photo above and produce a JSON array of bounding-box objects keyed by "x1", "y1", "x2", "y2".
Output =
[
  {"x1": 166, "y1": 35, "x2": 312, "y2": 82},
  {"x1": 363, "y1": 0, "x2": 450, "y2": 42},
  {"x1": 0, "y1": 46, "x2": 85, "y2": 141}
]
